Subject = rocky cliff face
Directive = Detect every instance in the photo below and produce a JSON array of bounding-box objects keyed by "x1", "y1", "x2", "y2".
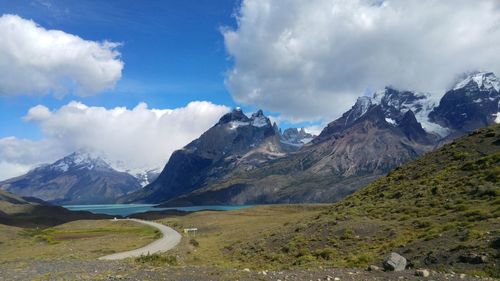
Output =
[
  {"x1": 120, "y1": 108, "x2": 286, "y2": 203},
  {"x1": 0, "y1": 152, "x2": 141, "y2": 205}
]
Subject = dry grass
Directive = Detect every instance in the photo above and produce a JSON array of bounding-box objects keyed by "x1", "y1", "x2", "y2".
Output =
[
  {"x1": 0, "y1": 220, "x2": 159, "y2": 262},
  {"x1": 155, "y1": 204, "x2": 325, "y2": 268}
]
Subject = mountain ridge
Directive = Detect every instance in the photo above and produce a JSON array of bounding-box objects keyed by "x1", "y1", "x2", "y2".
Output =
[{"x1": 151, "y1": 72, "x2": 499, "y2": 206}]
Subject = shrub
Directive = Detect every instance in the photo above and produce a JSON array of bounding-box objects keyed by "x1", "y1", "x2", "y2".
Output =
[
  {"x1": 313, "y1": 248, "x2": 336, "y2": 260},
  {"x1": 135, "y1": 253, "x2": 178, "y2": 266},
  {"x1": 463, "y1": 210, "x2": 491, "y2": 221},
  {"x1": 189, "y1": 238, "x2": 200, "y2": 247},
  {"x1": 341, "y1": 228, "x2": 355, "y2": 240}
]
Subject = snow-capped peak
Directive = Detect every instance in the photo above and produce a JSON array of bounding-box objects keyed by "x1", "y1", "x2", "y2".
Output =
[
  {"x1": 362, "y1": 87, "x2": 450, "y2": 137},
  {"x1": 226, "y1": 109, "x2": 271, "y2": 129},
  {"x1": 453, "y1": 72, "x2": 500, "y2": 92},
  {"x1": 50, "y1": 151, "x2": 112, "y2": 172},
  {"x1": 280, "y1": 127, "x2": 315, "y2": 146}
]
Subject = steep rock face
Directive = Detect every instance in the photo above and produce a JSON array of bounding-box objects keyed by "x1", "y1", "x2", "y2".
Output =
[
  {"x1": 430, "y1": 72, "x2": 500, "y2": 133},
  {"x1": 398, "y1": 110, "x2": 433, "y2": 144},
  {"x1": 121, "y1": 108, "x2": 286, "y2": 203},
  {"x1": 0, "y1": 152, "x2": 141, "y2": 205}
]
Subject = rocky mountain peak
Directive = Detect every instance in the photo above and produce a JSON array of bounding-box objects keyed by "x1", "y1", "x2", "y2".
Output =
[
  {"x1": 453, "y1": 71, "x2": 499, "y2": 92},
  {"x1": 281, "y1": 127, "x2": 315, "y2": 146},
  {"x1": 48, "y1": 151, "x2": 112, "y2": 173},
  {"x1": 1, "y1": 151, "x2": 141, "y2": 205},
  {"x1": 430, "y1": 71, "x2": 500, "y2": 132},
  {"x1": 217, "y1": 107, "x2": 250, "y2": 125},
  {"x1": 397, "y1": 110, "x2": 430, "y2": 143},
  {"x1": 250, "y1": 109, "x2": 271, "y2": 128}
]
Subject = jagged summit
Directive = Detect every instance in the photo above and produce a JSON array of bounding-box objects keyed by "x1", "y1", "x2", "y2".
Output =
[
  {"x1": 280, "y1": 127, "x2": 315, "y2": 146},
  {"x1": 217, "y1": 108, "x2": 272, "y2": 129},
  {"x1": 453, "y1": 71, "x2": 499, "y2": 92},
  {"x1": 217, "y1": 107, "x2": 250, "y2": 124}
]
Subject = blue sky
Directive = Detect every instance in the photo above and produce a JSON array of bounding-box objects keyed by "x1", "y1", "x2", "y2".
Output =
[
  {"x1": 1, "y1": 0, "x2": 498, "y2": 180},
  {"x1": 0, "y1": 0, "x2": 239, "y2": 139}
]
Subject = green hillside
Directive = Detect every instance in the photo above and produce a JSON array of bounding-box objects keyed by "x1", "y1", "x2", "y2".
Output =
[{"x1": 225, "y1": 124, "x2": 500, "y2": 277}]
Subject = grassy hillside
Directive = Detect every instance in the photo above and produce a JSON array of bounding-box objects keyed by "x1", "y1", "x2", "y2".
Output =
[
  {"x1": 0, "y1": 220, "x2": 160, "y2": 261},
  {"x1": 223, "y1": 124, "x2": 499, "y2": 276},
  {"x1": 156, "y1": 124, "x2": 499, "y2": 277},
  {"x1": 0, "y1": 190, "x2": 110, "y2": 227}
]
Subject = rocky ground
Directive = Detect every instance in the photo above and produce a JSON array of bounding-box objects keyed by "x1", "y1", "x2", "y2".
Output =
[{"x1": 0, "y1": 260, "x2": 496, "y2": 281}]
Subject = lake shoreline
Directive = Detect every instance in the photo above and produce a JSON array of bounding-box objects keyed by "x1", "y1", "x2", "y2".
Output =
[{"x1": 62, "y1": 204, "x2": 252, "y2": 217}]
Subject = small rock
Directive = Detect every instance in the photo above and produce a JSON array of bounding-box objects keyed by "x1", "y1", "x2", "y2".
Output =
[
  {"x1": 243, "y1": 268, "x2": 250, "y2": 272},
  {"x1": 367, "y1": 265, "x2": 381, "y2": 272},
  {"x1": 325, "y1": 275, "x2": 333, "y2": 281},
  {"x1": 415, "y1": 269, "x2": 430, "y2": 277},
  {"x1": 334, "y1": 278, "x2": 340, "y2": 281},
  {"x1": 383, "y1": 252, "x2": 407, "y2": 272},
  {"x1": 460, "y1": 274, "x2": 466, "y2": 279}
]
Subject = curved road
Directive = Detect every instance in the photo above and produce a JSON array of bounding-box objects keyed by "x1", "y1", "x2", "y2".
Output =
[{"x1": 99, "y1": 218, "x2": 182, "y2": 260}]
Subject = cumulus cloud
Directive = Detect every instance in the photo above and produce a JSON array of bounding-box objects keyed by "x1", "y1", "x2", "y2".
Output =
[
  {"x1": 223, "y1": 0, "x2": 500, "y2": 121},
  {"x1": 0, "y1": 101, "x2": 230, "y2": 180},
  {"x1": 0, "y1": 14, "x2": 123, "y2": 96}
]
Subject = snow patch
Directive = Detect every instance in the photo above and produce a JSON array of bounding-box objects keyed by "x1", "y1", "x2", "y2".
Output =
[
  {"x1": 229, "y1": 121, "x2": 250, "y2": 130},
  {"x1": 495, "y1": 112, "x2": 500, "y2": 124},
  {"x1": 385, "y1": 118, "x2": 396, "y2": 125},
  {"x1": 251, "y1": 116, "x2": 269, "y2": 127}
]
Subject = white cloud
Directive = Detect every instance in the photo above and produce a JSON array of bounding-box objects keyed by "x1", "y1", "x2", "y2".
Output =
[
  {"x1": 223, "y1": 0, "x2": 500, "y2": 121},
  {"x1": 0, "y1": 101, "x2": 230, "y2": 180},
  {"x1": 0, "y1": 14, "x2": 123, "y2": 96}
]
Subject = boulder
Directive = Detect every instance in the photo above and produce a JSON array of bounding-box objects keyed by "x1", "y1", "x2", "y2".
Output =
[{"x1": 383, "y1": 252, "x2": 407, "y2": 271}]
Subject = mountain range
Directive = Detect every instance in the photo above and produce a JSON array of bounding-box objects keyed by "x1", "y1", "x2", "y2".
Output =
[
  {"x1": 1, "y1": 71, "x2": 499, "y2": 206},
  {"x1": 128, "y1": 71, "x2": 499, "y2": 206}
]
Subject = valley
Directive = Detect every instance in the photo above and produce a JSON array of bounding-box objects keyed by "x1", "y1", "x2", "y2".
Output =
[
  {"x1": 1, "y1": 2, "x2": 499, "y2": 280},
  {"x1": 0, "y1": 125, "x2": 498, "y2": 280}
]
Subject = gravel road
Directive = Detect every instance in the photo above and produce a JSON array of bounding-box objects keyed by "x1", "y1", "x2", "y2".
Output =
[{"x1": 98, "y1": 218, "x2": 181, "y2": 260}]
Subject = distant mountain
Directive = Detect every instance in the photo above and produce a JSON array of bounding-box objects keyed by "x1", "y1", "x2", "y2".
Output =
[
  {"x1": 132, "y1": 169, "x2": 162, "y2": 187},
  {"x1": 430, "y1": 71, "x2": 500, "y2": 135},
  {"x1": 0, "y1": 189, "x2": 109, "y2": 227},
  {"x1": 120, "y1": 108, "x2": 287, "y2": 203},
  {"x1": 280, "y1": 128, "x2": 315, "y2": 147},
  {"x1": 0, "y1": 151, "x2": 142, "y2": 205}
]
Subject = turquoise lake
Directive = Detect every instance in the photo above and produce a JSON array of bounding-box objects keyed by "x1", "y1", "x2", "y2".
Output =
[{"x1": 63, "y1": 204, "x2": 252, "y2": 217}]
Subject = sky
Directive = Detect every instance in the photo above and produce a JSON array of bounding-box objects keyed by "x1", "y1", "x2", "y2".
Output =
[{"x1": 1, "y1": 0, "x2": 500, "y2": 180}]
